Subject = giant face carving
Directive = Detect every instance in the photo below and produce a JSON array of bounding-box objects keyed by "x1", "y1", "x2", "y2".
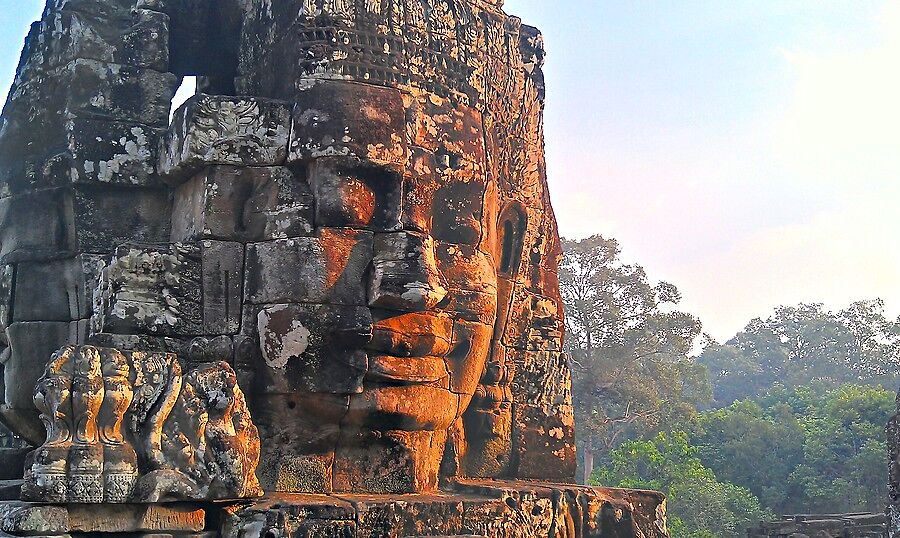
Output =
[{"x1": 234, "y1": 80, "x2": 501, "y2": 493}]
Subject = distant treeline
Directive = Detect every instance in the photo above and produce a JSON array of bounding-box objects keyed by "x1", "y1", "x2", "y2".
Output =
[{"x1": 561, "y1": 235, "x2": 900, "y2": 538}]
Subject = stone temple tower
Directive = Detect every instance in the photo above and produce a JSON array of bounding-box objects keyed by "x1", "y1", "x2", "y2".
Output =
[{"x1": 0, "y1": 1, "x2": 669, "y2": 536}]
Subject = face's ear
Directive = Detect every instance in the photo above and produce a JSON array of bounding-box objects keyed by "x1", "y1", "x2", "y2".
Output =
[{"x1": 497, "y1": 203, "x2": 527, "y2": 279}]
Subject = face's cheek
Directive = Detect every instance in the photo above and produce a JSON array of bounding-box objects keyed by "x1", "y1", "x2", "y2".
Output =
[
  {"x1": 431, "y1": 162, "x2": 486, "y2": 246},
  {"x1": 430, "y1": 185, "x2": 499, "y2": 400}
]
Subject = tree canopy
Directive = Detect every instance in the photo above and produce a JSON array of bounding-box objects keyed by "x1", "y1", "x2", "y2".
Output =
[
  {"x1": 698, "y1": 301, "x2": 900, "y2": 406},
  {"x1": 594, "y1": 431, "x2": 773, "y2": 538}
]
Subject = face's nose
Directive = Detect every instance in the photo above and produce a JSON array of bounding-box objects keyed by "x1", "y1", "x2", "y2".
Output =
[{"x1": 369, "y1": 231, "x2": 448, "y2": 312}]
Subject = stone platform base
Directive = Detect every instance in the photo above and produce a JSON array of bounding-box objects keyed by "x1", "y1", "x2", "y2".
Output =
[{"x1": 0, "y1": 481, "x2": 667, "y2": 538}]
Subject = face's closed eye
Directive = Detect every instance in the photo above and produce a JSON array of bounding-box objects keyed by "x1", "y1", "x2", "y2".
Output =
[{"x1": 306, "y1": 158, "x2": 403, "y2": 232}]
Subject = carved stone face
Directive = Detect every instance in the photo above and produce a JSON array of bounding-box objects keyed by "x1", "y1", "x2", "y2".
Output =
[
  {"x1": 303, "y1": 83, "x2": 497, "y2": 431},
  {"x1": 238, "y1": 80, "x2": 500, "y2": 492}
]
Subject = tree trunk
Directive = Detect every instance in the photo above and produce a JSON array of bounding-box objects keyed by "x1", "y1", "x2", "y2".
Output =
[{"x1": 581, "y1": 434, "x2": 594, "y2": 484}]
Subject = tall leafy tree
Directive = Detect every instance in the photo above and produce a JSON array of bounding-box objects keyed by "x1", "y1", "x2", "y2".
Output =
[
  {"x1": 690, "y1": 400, "x2": 805, "y2": 514},
  {"x1": 560, "y1": 235, "x2": 709, "y2": 483},
  {"x1": 783, "y1": 384, "x2": 893, "y2": 513}
]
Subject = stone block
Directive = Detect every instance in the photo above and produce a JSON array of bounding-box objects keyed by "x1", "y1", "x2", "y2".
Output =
[
  {"x1": 344, "y1": 384, "x2": 460, "y2": 434},
  {"x1": 435, "y1": 243, "x2": 498, "y2": 296},
  {"x1": 501, "y1": 285, "x2": 563, "y2": 351},
  {"x1": 220, "y1": 494, "x2": 357, "y2": 537},
  {"x1": 460, "y1": 405, "x2": 513, "y2": 478},
  {"x1": 368, "y1": 312, "x2": 453, "y2": 361},
  {"x1": 245, "y1": 229, "x2": 372, "y2": 306},
  {"x1": 288, "y1": 80, "x2": 408, "y2": 168},
  {"x1": 67, "y1": 504, "x2": 204, "y2": 533},
  {"x1": 93, "y1": 242, "x2": 201, "y2": 335},
  {"x1": 368, "y1": 231, "x2": 447, "y2": 312},
  {"x1": 0, "y1": 449, "x2": 28, "y2": 481},
  {"x1": 0, "y1": 481, "x2": 22, "y2": 502},
  {"x1": 72, "y1": 185, "x2": 172, "y2": 255},
  {"x1": 222, "y1": 483, "x2": 668, "y2": 538},
  {"x1": 66, "y1": 118, "x2": 165, "y2": 187},
  {"x1": 407, "y1": 92, "x2": 485, "y2": 164},
  {"x1": 0, "y1": 503, "x2": 69, "y2": 536},
  {"x1": 446, "y1": 321, "x2": 493, "y2": 395},
  {"x1": 243, "y1": 13, "x2": 412, "y2": 100},
  {"x1": 40, "y1": 7, "x2": 170, "y2": 71},
  {"x1": 429, "y1": 161, "x2": 489, "y2": 247},
  {"x1": 252, "y1": 393, "x2": 349, "y2": 494},
  {"x1": 239, "y1": 303, "x2": 371, "y2": 395},
  {"x1": 90, "y1": 332, "x2": 191, "y2": 358},
  {"x1": 306, "y1": 158, "x2": 403, "y2": 231},
  {"x1": 0, "y1": 189, "x2": 71, "y2": 264},
  {"x1": 353, "y1": 494, "x2": 466, "y2": 537},
  {"x1": 73, "y1": 335, "x2": 209, "y2": 371},
  {"x1": 512, "y1": 403, "x2": 576, "y2": 482},
  {"x1": 94, "y1": 241, "x2": 243, "y2": 337},
  {"x1": 171, "y1": 166, "x2": 313, "y2": 242},
  {"x1": 510, "y1": 349, "x2": 572, "y2": 408},
  {"x1": 56, "y1": 59, "x2": 177, "y2": 126},
  {"x1": 0, "y1": 267, "x2": 12, "y2": 338},
  {"x1": 401, "y1": 148, "x2": 441, "y2": 235},
  {"x1": 200, "y1": 241, "x2": 244, "y2": 334},
  {"x1": 332, "y1": 429, "x2": 447, "y2": 494},
  {"x1": 0, "y1": 185, "x2": 171, "y2": 264},
  {"x1": 437, "y1": 289, "x2": 498, "y2": 327},
  {"x1": 241, "y1": 307, "x2": 352, "y2": 394},
  {"x1": 12, "y1": 255, "x2": 105, "y2": 322},
  {"x1": 0, "y1": 117, "x2": 164, "y2": 194},
  {"x1": 4, "y1": 321, "x2": 83, "y2": 415},
  {"x1": 159, "y1": 95, "x2": 291, "y2": 185}
]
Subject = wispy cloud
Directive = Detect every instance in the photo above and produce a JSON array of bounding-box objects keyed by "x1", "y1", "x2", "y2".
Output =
[{"x1": 775, "y1": 0, "x2": 900, "y2": 190}]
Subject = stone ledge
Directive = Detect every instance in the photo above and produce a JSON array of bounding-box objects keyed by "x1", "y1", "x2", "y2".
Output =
[
  {"x1": 221, "y1": 480, "x2": 668, "y2": 538},
  {"x1": 0, "y1": 503, "x2": 205, "y2": 536},
  {"x1": 0, "y1": 482, "x2": 670, "y2": 537}
]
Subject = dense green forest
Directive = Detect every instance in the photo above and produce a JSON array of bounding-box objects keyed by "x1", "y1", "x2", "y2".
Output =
[{"x1": 560, "y1": 235, "x2": 900, "y2": 538}]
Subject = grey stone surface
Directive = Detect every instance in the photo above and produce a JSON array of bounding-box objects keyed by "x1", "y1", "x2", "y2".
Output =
[
  {"x1": 159, "y1": 95, "x2": 291, "y2": 184},
  {"x1": 245, "y1": 229, "x2": 372, "y2": 306},
  {"x1": 171, "y1": 166, "x2": 314, "y2": 243}
]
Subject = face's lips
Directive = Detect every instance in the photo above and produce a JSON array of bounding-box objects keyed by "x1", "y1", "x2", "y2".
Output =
[{"x1": 365, "y1": 354, "x2": 449, "y2": 385}]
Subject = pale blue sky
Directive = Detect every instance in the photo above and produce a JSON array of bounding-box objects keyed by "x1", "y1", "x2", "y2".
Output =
[{"x1": 2, "y1": 1, "x2": 898, "y2": 340}]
